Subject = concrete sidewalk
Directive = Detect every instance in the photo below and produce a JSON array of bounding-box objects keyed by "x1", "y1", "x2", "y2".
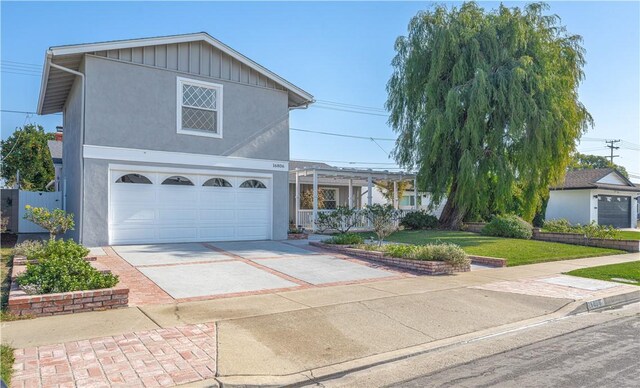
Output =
[{"x1": 2, "y1": 252, "x2": 638, "y2": 387}]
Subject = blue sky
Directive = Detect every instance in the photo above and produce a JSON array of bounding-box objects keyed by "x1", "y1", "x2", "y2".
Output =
[{"x1": 1, "y1": 1, "x2": 639, "y2": 180}]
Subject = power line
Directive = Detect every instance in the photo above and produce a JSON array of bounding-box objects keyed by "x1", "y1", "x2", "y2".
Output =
[
  {"x1": 1, "y1": 109, "x2": 61, "y2": 116},
  {"x1": 290, "y1": 127, "x2": 394, "y2": 141},
  {"x1": 315, "y1": 99, "x2": 386, "y2": 113},
  {"x1": 605, "y1": 139, "x2": 621, "y2": 163},
  {"x1": 310, "y1": 104, "x2": 390, "y2": 117},
  {"x1": 292, "y1": 158, "x2": 397, "y2": 166},
  {"x1": 1, "y1": 60, "x2": 41, "y2": 68}
]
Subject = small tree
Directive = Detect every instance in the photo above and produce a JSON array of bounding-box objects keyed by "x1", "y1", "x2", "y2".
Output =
[
  {"x1": 315, "y1": 206, "x2": 358, "y2": 234},
  {"x1": 23, "y1": 206, "x2": 74, "y2": 240},
  {"x1": 1, "y1": 124, "x2": 55, "y2": 191},
  {"x1": 363, "y1": 204, "x2": 399, "y2": 246}
]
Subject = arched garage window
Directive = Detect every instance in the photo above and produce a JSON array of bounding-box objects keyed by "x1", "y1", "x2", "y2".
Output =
[
  {"x1": 239, "y1": 179, "x2": 266, "y2": 188},
  {"x1": 162, "y1": 176, "x2": 194, "y2": 186},
  {"x1": 203, "y1": 178, "x2": 232, "y2": 187},
  {"x1": 115, "y1": 173, "x2": 152, "y2": 184}
]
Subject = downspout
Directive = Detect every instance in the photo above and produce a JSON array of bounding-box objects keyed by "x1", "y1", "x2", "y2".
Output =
[{"x1": 49, "y1": 61, "x2": 85, "y2": 244}]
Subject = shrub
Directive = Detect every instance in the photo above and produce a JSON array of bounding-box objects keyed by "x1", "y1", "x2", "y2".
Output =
[
  {"x1": 400, "y1": 211, "x2": 439, "y2": 230},
  {"x1": 363, "y1": 204, "x2": 399, "y2": 246},
  {"x1": 0, "y1": 217, "x2": 8, "y2": 233},
  {"x1": 324, "y1": 233, "x2": 364, "y2": 245},
  {"x1": 383, "y1": 243, "x2": 469, "y2": 266},
  {"x1": 482, "y1": 215, "x2": 533, "y2": 239},
  {"x1": 22, "y1": 206, "x2": 75, "y2": 240},
  {"x1": 543, "y1": 219, "x2": 619, "y2": 239},
  {"x1": 315, "y1": 207, "x2": 359, "y2": 234},
  {"x1": 16, "y1": 239, "x2": 118, "y2": 294},
  {"x1": 13, "y1": 240, "x2": 45, "y2": 258}
]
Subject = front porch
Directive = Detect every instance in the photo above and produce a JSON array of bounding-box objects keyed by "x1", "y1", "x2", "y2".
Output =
[{"x1": 289, "y1": 165, "x2": 417, "y2": 231}]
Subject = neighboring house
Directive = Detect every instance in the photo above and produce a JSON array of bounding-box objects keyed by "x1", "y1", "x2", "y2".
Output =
[
  {"x1": 546, "y1": 168, "x2": 640, "y2": 228},
  {"x1": 47, "y1": 130, "x2": 63, "y2": 191},
  {"x1": 372, "y1": 186, "x2": 446, "y2": 217},
  {"x1": 289, "y1": 161, "x2": 415, "y2": 230},
  {"x1": 37, "y1": 32, "x2": 313, "y2": 246}
]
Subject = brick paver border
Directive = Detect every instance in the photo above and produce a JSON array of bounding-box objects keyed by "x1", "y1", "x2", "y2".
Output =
[{"x1": 12, "y1": 323, "x2": 217, "y2": 388}]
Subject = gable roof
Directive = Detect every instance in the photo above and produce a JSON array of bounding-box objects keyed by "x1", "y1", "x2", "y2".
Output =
[
  {"x1": 551, "y1": 168, "x2": 639, "y2": 192},
  {"x1": 37, "y1": 32, "x2": 314, "y2": 115},
  {"x1": 47, "y1": 140, "x2": 62, "y2": 164}
]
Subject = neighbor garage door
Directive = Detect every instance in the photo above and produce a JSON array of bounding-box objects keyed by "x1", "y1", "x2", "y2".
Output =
[
  {"x1": 109, "y1": 168, "x2": 272, "y2": 244},
  {"x1": 597, "y1": 195, "x2": 631, "y2": 228}
]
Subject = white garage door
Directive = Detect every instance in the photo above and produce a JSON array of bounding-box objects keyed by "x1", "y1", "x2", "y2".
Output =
[{"x1": 109, "y1": 168, "x2": 272, "y2": 244}]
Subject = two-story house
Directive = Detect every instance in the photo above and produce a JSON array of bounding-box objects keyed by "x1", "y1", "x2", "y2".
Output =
[{"x1": 37, "y1": 33, "x2": 313, "y2": 246}]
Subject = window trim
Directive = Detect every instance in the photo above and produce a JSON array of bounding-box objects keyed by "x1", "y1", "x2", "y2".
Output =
[{"x1": 176, "y1": 76, "x2": 223, "y2": 139}]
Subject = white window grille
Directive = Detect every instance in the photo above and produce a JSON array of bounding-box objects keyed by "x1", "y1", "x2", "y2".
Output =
[{"x1": 177, "y1": 77, "x2": 223, "y2": 138}]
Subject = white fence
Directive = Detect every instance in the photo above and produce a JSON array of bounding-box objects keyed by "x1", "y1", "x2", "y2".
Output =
[
  {"x1": 296, "y1": 209, "x2": 413, "y2": 231},
  {"x1": 18, "y1": 191, "x2": 63, "y2": 233}
]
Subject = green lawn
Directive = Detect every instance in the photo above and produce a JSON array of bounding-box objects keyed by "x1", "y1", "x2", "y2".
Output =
[
  {"x1": 566, "y1": 261, "x2": 640, "y2": 286},
  {"x1": 366, "y1": 230, "x2": 623, "y2": 266},
  {"x1": 1, "y1": 344, "x2": 14, "y2": 386},
  {"x1": 617, "y1": 231, "x2": 640, "y2": 240}
]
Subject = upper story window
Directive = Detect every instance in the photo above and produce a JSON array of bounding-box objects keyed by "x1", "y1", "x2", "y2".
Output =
[{"x1": 177, "y1": 77, "x2": 223, "y2": 138}]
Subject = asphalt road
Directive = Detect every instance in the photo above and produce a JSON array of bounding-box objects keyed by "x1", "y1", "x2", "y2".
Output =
[{"x1": 392, "y1": 316, "x2": 640, "y2": 388}]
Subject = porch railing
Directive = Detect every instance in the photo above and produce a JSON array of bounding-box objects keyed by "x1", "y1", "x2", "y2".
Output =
[{"x1": 296, "y1": 209, "x2": 413, "y2": 231}]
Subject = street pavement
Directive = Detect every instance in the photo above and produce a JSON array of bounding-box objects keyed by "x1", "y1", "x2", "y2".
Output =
[{"x1": 393, "y1": 315, "x2": 640, "y2": 388}]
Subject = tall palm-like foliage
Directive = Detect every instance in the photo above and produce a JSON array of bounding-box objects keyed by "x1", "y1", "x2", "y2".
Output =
[{"x1": 387, "y1": 2, "x2": 592, "y2": 228}]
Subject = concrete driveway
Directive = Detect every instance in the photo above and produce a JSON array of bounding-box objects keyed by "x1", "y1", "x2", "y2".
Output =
[{"x1": 112, "y1": 241, "x2": 398, "y2": 301}]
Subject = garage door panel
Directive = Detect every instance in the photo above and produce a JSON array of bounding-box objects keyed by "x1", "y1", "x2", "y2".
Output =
[
  {"x1": 111, "y1": 207, "x2": 156, "y2": 224},
  {"x1": 598, "y1": 195, "x2": 630, "y2": 228},
  {"x1": 158, "y1": 227, "x2": 198, "y2": 241},
  {"x1": 110, "y1": 169, "x2": 272, "y2": 244},
  {"x1": 111, "y1": 227, "x2": 156, "y2": 244},
  {"x1": 199, "y1": 226, "x2": 236, "y2": 240}
]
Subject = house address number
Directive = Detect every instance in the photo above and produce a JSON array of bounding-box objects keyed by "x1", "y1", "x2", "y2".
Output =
[{"x1": 273, "y1": 163, "x2": 286, "y2": 169}]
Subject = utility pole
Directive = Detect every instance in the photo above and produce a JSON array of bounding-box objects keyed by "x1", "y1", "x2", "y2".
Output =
[{"x1": 605, "y1": 139, "x2": 620, "y2": 163}]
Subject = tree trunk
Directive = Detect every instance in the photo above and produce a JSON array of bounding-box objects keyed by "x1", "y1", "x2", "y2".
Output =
[{"x1": 438, "y1": 184, "x2": 466, "y2": 230}]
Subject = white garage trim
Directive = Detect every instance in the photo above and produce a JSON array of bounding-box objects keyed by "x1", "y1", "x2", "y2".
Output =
[
  {"x1": 108, "y1": 164, "x2": 273, "y2": 245},
  {"x1": 86, "y1": 145, "x2": 288, "y2": 172}
]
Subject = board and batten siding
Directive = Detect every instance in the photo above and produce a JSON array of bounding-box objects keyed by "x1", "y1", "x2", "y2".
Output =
[{"x1": 91, "y1": 42, "x2": 286, "y2": 92}]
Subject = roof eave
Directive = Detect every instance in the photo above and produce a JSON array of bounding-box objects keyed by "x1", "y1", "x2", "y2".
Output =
[{"x1": 36, "y1": 51, "x2": 53, "y2": 115}]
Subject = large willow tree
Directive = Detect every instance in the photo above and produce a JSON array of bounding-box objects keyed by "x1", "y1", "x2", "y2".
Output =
[{"x1": 387, "y1": 2, "x2": 592, "y2": 228}]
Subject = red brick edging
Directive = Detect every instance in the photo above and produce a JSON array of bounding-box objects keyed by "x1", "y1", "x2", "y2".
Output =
[
  {"x1": 468, "y1": 255, "x2": 507, "y2": 267},
  {"x1": 310, "y1": 242, "x2": 470, "y2": 275},
  {"x1": 287, "y1": 233, "x2": 308, "y2": 240},
  {"x1": 8, "y1": 258, "x2": 129, "y2": 317}
]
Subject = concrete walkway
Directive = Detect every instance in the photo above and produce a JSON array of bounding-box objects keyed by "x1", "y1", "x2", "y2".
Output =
[{"x1": 2, "y1": 252, "x2": 638, "y2": 387}]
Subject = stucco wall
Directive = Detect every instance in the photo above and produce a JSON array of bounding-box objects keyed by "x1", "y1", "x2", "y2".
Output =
[
  {"x1": 590, "y1": 189, "x2": 639, "y2": 229},
  {"x1": 81, "y1": 159, "x2": 288, "y2": 246},
  {"x1": 83, "y1": 55, "x2": 289, "y2": 161},
  {"x1": 546, "y1": 190, "x2": 591, "y2": 225},
  {"x1": 62, "y1": 66, "x2": 84, "y2": 242}
]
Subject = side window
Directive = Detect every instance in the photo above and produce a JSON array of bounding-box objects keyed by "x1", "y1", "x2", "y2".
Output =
[
  {"x1": 161, "y1": 176, "x2": 194, "y2": 186},
  {"x1": 115, "y1": 174, "x2": 152, "y2": 184},
  {"x1": 203, "y1": 178, "x2": 232, "y2": 187},
  {"x1": 177, "y1": 77, "x2": 223, "y2": 138},
  {"x1": 239, "y1": 179, "x2": 267, "y2": 189}
]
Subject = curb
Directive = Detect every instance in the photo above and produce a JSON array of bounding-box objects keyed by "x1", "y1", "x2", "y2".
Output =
[{"x1": 211, "y1": 289, "x2": 640, "y2": 388}]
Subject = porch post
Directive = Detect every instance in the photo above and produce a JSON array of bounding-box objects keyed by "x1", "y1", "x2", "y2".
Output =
[
  {"x1": 393, "y1": 181, "x2": 398, "y2": 210},
  {"x1": 295, "y1": 171, "x2": 300, "y2": 227},
  {"x1": 312, "y1": 170, "x2": 318, "y2": 232},
  {"x1": 414, "y1": 177, "x2": 418, "y2": 210},
  {"x1": 348, "y1": 179, "x2": 353, "y2": 209},
  {"x1": 367, "y1": 176, "x2": 373, "y2": 206}
]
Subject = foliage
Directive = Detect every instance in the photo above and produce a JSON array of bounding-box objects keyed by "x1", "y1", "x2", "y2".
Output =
[
  {"x1": 363, "y1": 204, "x2": 400, "y2": 245},
  {"x1": 569, "y1": 152, "x2": 628, "y2": 178},
  {"x1": 543, "y1": 219, "x2": 619, "y2": 239},
  {"x1": 482, "y1": 215, "x2": 533, "y2": 239},
  {"x1": 13, "y1": 240, "x2": 45, "y2": 258},
  {"x1": 300, "y1": 189, "x2": 326, "y2": 210},
  {"x1": 387, "y1": 2, "x2": 592, "y2": 228},
  {"x1": 315, "y1": 206, "x2": 358, "y2": 233},
  {"x1": 0, "y1": 124, "x2": 55, "y2": 191},
  {"x1": 288, "y1": 226, "x2": 305, "y2": 234},
  {"x1": 374, "y1": 180, "x2": 412, "y2": 203},
  {"x1": 400, "y1": 211, "x2": 439, "y2": 230},
  {"x1": 379, "y1": 229, "x2": 621, "y2": 265},
  {"x1": 16, "y1": 239, "x2": 118, "y2": 294},
  {"x1": 1, "y1": 344, "x2": 14, "y2": 386},
  {"x1": 23, "y1": 206, "x2": 74, "y2": 240},
  {"x1": 567, "y1": 261, "x2": 640, "y2": 286},
  {"x1": 324, "y1": 233, "x2": 365, "y2": 245},
  {"x1": 383, "y1": 243, "x2": 469, "y2": 266},
  {"x1": 0, "y1": 217, "x2": 7, "y2": 233}
]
